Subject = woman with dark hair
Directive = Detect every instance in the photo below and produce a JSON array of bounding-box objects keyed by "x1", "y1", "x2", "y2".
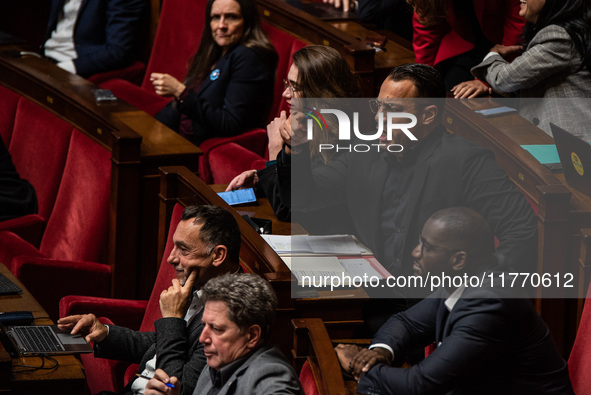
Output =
[
  {"x1": 150, "y1": 0, "x2": 277, "y2": 146},
  {"x1": 472, "y1": 0, "x2": 591, "y2": 138},
  {"x1": 225, "y1": 45, "x2": 360, "y2": 220}
]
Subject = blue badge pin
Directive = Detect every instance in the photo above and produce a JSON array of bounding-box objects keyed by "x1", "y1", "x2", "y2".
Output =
[{"x1": 210, "y1": 69, "x2": 220, "y2": 81}]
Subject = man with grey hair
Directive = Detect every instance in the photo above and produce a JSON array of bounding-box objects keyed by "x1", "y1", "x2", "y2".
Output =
[{"x1": 145, "y1": 273, "x2": 302, "y2": 395}]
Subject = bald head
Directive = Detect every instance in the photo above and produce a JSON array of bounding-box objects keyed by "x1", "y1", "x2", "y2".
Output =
[{"x1": 428, "y1": 207, "x2": 494, "y2": 258}]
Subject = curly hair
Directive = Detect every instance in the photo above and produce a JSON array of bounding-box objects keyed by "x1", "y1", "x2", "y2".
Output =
[{"x1": 201, "y1": 273, "x2": 278, "y2": 341}]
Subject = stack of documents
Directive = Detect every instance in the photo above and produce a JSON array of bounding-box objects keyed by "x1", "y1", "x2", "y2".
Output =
[
  {"x1": 261, "y1": 234, "x2": 370, "y2": 255},
  {"x1": 261, "y1": 234, "x2": 391, "y2": 286}
]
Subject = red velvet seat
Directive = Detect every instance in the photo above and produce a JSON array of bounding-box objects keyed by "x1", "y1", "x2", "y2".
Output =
[
  {"x1": 59, "y1": 203, "x2": 184, "y2": 394},
  {"x1": 5, "y1": 98, "x2": 73, "y2": 229},
  {"x1": 568, "y1": 282, "x2": 591, "y2": 395},
  {"x1": 0, "y1": 85, "x2": 20, "y2": 146},
  {"x1": 88, "y1": 60, "x2": 146, "y2": 86},
  {"x1": 0, "y1": 97, "x2": 73, "y2": 249},
  {"x1": 100, "y1": 0, "x2": 206, "y2": 115},
  {"x1": 0, "y1": 112, "x2": 112, "y2": 319},
  {"x1": 101, "y1": 0, "x2": 306, "y2": 183},
  {"x1": 300, "y1": 360, "x2": 320, "y2": 395}
]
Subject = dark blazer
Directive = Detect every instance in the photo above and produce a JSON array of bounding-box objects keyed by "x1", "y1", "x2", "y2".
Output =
[
  {"x1": 279, "y1": 127, "x2": 537, "y2": 282},
  {"x1": 160, "y1": 44, "x2": 275, "y2": 146},
  {"x1": 43, "y1": 0, "x2": 146, "y2": 77},
  {"x1": 94, "y1": 315, "x2": 206, "y2": 395},
  {"x1": 193, "y1": 344, "x2": 302, "y2": 395},
  {"x1": 357, "y1": 277, "x2": 574, "y2": 394},
  {"x1": 257, "y1": 164, "x2": 290, "y2": 221}
]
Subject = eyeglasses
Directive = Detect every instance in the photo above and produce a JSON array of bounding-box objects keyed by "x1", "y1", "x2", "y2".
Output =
[
  {"x1": 369, "y1": 98, "x2": 401, "y2": 114},
  {"x1": 418, "y1": 236, "x2": 461, "y2": 255},
  {"x1": 283, "y1": 79, "x2": 301, "y2": 93}
]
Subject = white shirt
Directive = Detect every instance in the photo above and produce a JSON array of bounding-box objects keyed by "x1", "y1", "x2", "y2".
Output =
[
  {"x1": 44, "y1": 0, "x2": 82, "y2": 74},
  {"x1": 131, "y1": 290, "x2": 203, "y2": 394}
]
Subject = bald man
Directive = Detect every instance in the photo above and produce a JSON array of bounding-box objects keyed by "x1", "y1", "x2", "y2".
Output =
[{"x1": 336, "y1": 207, "x2": 573, "y2": 394}]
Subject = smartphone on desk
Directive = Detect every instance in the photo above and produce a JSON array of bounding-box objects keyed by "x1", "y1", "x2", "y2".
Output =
[
  {"x1": 474, "y1": 106, "x2": 517, "y2": 117},
  {"x1": 92, "y1": 89, "x2": 117, "y2": 104},
  {"x1": 217, "y1": 188, "x2": 257, "y2": 206}
]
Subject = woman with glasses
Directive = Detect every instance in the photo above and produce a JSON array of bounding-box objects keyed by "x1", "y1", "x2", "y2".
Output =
[
  {"x1": 226, "y1": 45, "x2": 360, "y2": 221},
  {"x1": 471, "y1": 0, "x2": 591, "y2": 139},
  {"x1": 150, "y1": 0, "x2": 277, "y2": 146}
]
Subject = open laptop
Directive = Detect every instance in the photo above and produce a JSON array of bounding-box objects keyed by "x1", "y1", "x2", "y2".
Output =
[
  {"x1": 550, "y1": 122, "x2": 591, "y2": 197},
  {"x1": 0, "y1": 323, "x2": 93, "y2": 357}
]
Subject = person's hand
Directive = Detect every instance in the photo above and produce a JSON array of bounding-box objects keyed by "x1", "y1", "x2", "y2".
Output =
[
  {"x1": 226, "y1": 170, "x2": 259, "y2": 191},
  {"x1": 150, "y1": 73, "x2": 186, "y2": 97},
  {"x1": 280, "y1": 112, "x2": 309, "y2": 154},
  {"x1": 144, "y1": 369, "x2": 181, "y2": 395},
  {"x1": 334, "y1": 344, "x2": 391, "y2": 381},
  {"x1": 57, "y1": 314, "x2": 108, "y2": 343},
  {"x1": 160, "y1": 270, "x2": 197, "y2": 318},
  {"x1": 267, "y1": 110, "x2": 288, "y2": 160},
  {"x1": 490, "y1": 44, "x2": 523, "y2": 59},
  {"x1": 323, "y1": 0, "x2": 353, "y2": 12},
  {"x1": 450, "y1": 80, "x2": 491, "y2": 99},
  {"x1": 279, "y1": 115, "x2": 293, "y2": 154}
]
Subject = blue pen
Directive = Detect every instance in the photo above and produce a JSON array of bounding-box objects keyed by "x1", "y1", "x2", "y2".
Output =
[{"x1": 136, "y1": 374, "x2": 175, "y2": 389}]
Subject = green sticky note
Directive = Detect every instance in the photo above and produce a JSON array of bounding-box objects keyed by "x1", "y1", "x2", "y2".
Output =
[{"x1": 521, "y1": 145, "x2": 560, "y2": 164}]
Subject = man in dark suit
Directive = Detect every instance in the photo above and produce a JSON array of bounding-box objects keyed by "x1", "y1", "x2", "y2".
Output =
[
  {"x1": 144, "y1": 273, "x2": 302, "y2": 395},
  {"x1": 42, "y1": 0, "x2": 146, "y2": 78},
  {"x1": 335, "y1": 207, "x2": 574, "y2": 394},
  {"x1": 278, "y1": 63, "x2": 537, "y2": 299},
  {"x1": 57, "y1": 205, "x2": 242, "y2": 395}
]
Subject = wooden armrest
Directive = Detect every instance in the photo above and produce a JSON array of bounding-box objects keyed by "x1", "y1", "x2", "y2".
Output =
[{"x1": 292, "y1": 318, "x2": 348, "y2": 395}]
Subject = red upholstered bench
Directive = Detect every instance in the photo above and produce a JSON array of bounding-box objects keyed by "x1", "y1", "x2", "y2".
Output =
[
  {"x1": 59, "y1": 203, "x2": 184, "y2": 394},
  {"x1": 100, "y1": 0, "x2": 306, "y2": 183},
  {"x1": 100, "y1": 0, "x2": 206, "y2": 116},
  {"x1": 0, "y1": 89, "x2": 112, "y2": 319}
]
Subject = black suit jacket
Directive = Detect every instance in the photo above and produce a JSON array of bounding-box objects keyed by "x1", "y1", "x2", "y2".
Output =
[
  {"x1": 280, "y1": 127, "x2": 537, "y2": 284},
  {"x1": 94, "y1": 315, "x2": 205, "y2": 395},
  {"x1": 357, "y1": 277, "x2": 574, "y2": 394},
  {"x1": 160, "y1": 44, "x2": 275, "y2": 146},
  {"x1": 43, "y1": 0, "x2": 146, "y2": 77}
]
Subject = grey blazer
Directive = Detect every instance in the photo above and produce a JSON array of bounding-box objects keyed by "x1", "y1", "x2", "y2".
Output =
[
  {"x1": 472, "y1": 24, "x2": 591, "y2": 141},
  {"x1": 193, "y1": 344, "x2": 302, "y2": 395}
]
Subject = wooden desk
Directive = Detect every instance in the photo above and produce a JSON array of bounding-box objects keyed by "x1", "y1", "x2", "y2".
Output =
[
  {"x1": 0, "y1": 49, "x2": 201, "y2": 300},
  {"x1": 444, "y1": 99, "x2": 591, "y2": 354},
  {"x1": 328, "y1": 20, "x2": 415, "y2": 92},
  {"x1": 159, "y1": 166, "x2": 366, "y2": 358},
  {"x1": 209, "y1": 184, "x2": 304, "y2": 236},
  {"x1": 256, "y1": 0, "x2": 414, "y2": 96},
  {"x1": 286, "y1": 0, "x2": 359, "y2": 21},
  {"x1": 0, "y1": 264, "x2": 85, "y2": 394}
]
